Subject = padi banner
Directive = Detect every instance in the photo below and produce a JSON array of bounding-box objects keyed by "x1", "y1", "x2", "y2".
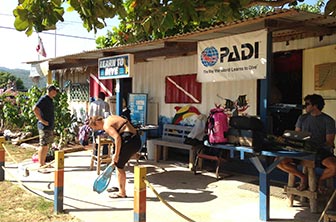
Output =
[{"x1": 197, "y1": 29, "x2": 267, "y2": 82}]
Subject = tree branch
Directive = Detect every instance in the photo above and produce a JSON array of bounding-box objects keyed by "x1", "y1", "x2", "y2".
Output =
[{"x1": 247, "y1": 0, "x2": 298, "y2": 7}]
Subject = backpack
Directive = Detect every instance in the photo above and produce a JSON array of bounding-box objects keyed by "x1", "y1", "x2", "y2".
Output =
[
  {"x1": 205, "y1": 106, "x2": 229, "y2": 144},
  {"x1": 229, "y1": 115, "x2": 264, "y2": 131},
  {"x1": 228, "y1": 115, "x2": 265, "y2": 151}
]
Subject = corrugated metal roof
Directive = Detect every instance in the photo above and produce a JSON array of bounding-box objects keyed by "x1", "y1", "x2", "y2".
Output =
[{"x1": 27, "y1": 9, "x2": 336, "y2": 70}]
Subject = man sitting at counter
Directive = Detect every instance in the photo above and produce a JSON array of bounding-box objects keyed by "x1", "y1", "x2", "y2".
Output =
[{"x1": 277, "y1": 94, "x2": 336, "y2": 194}]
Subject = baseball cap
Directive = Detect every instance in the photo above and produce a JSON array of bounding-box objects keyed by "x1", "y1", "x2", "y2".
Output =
[{"x1": 47, "y1": 85, "x2": 60, "y2": 92}]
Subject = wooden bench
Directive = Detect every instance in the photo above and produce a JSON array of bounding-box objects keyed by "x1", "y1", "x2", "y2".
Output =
[{"x1": 150, "y1": 124, "x2": 196, "y2": 169}]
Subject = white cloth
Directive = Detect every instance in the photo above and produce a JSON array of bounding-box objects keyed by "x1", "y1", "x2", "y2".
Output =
[
  {"x1": 89, "y1": 98, "x2": 110, "y2": 117},
  {"x1": 188, "y1": 115, "x2": 206, "y2": 141}
]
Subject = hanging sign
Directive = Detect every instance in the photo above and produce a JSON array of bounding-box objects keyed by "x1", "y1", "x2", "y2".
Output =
[
  {"x1": 98, "y1": 54, "x2": 134, "y2": 79},
  {"x1": 30, "y1": 61, "x2": 49, "y2": 77},
  {"x1": 197, "y1": 29, "x2": 267, "y2": 82}
]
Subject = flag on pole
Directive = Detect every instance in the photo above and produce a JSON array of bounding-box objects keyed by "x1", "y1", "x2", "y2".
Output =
[{"x1": 36, "y1": 36, "x2": 47, "y2": 57}]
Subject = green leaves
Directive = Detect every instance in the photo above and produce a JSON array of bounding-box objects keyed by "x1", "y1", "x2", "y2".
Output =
[
  {"x1": 0, "y1": 81, "x2": 74, "y2": 140},
  {"x1": 13, "y1": 7, "x2": 30, "y2": 31},
  {"x1": 161, "y1": 12, "x2": 175, "y2": 31},
  {"x1": 9, "y1": 0, "x2": 335, "y2": 43},
  {"x1": 13, "y1": 0, "x2": 64, "y2": 36}
]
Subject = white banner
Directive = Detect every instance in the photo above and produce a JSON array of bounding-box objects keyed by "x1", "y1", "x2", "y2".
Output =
[
  {"x1": 30, "y1": 61, "x2": 49, "y2": 77},
  {"x1": 197, "y1": 29, "x2": 267, "y2": 82}
]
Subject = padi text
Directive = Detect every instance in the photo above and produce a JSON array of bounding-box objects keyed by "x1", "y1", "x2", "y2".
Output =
[{"x1": 220, "y1": 42, "x2": 259, "y2": 62}]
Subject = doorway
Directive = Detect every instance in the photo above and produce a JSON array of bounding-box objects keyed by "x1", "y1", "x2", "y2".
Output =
[{"x1": 269, "y1": 50, "x2": 303, "y2": 136}]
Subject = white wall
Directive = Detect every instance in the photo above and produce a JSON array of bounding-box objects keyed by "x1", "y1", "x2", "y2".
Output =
[
  {"x1": 133, "y1": 55, "x2": 257, "y2": 120},
  {"x1": 303, "y1": 44, "x2": 336, "y2": 120},
  {"x1": 131, "y1": 34, "x2": 336, "y2": 124},
  {"x1": 63, "y1": 33, "x2": 336, "y2": 126}
]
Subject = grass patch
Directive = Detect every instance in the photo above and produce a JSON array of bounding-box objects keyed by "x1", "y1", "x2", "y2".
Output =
[
  {"x1": 0, "y1": 142, "x2": 82, "y2": 222},
  {"x1": 3, "y1": 142, "x2": 37, "y2": 163},
  {"x1": 0, "y1": 181, "x2": 80, "y2": 222}
]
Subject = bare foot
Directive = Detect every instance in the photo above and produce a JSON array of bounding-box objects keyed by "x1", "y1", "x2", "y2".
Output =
[
  {"x1": 296, "y1": 176, "x2": 308, "y2": 191},
  {"x1": 318, "y1": 180, "x2": 328, "y2": 194}
]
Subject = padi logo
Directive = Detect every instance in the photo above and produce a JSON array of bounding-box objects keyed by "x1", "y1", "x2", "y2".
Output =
[
  {"x1": 200, "y1": 47, "x2": 219, "y2": 67},
  {"x1": 220, "y1": 42, "x2": 259, "y2": 62},
  {"x1": 201, "y1": 42, "x2": 260, "y2": 67}
]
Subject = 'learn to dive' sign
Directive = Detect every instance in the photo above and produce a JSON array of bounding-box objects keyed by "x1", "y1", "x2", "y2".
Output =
[
  {"x1": 98, "y1": 54, "x2": 134, "y2": 79},
  {"x1": 197, "y1": 29, "x2": 267, "y2": 82}
]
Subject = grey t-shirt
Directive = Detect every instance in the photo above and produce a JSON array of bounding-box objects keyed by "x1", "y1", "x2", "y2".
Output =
[
  {"x1": 89, "y1": 98, "x2": 110, "y2": 117},
  {"x1": 295, "y1": 112, "x2": 336, "y2": 148}
]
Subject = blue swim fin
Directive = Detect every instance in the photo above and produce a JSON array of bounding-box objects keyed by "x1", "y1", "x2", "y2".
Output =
[{"x1": 93, "y1": 163, "x2": 115, "y2": 194}]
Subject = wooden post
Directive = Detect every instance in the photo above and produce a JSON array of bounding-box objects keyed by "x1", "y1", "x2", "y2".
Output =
[
  {"x1": 308, "y1": 166, "x2": 317, "y2": 212},
  {"x1": 287, "y1": 173, "x2": 295, "y2": 207},
  {"x1": 0, "y1": 137, "x2": 5, "y2": 181},
  {"x1": 47, "y1": 70, "x2": 53, "y2": 85},
  {"x1": 134, "y1": 166, "x2": 146, "y2": 222},
  {"x1": 54, "y1": 151, "x2": 64, "y2": 214}
]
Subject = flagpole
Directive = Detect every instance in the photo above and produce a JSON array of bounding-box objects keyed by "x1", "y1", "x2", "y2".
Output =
[
  {"x1": 53, "y1": 29, "x2": 57, "y2": 83},
  {"x1": 37, "y1": 34, "x2": 40, "y2": 61},
  {"x1": 54, "y1": 29, "x2": 57, "y2": 57}
]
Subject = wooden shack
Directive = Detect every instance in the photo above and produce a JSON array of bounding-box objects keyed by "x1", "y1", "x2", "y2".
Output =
[{"x1": 29, "y1": 9, "x2": 336, "y2": 136}]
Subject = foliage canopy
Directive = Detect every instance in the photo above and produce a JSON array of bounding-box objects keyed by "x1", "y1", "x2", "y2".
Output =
[
  {"x1": 0, "y1": 83, "x2": 75, "y2": 147},
  {"x1": 0, "y1": 72, "x2": 25, "y2": 91},
  {"x1": 12, "y1": 0, "x2": 329, "y2": 47}
]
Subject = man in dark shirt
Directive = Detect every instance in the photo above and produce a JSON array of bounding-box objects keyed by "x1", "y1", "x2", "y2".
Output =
[
  {"x1": 277, "y1": 94, "x2": 336, "y2": 193},
  {"x1": 33, "y1": 85, "x2": 59, "y2": 172}
]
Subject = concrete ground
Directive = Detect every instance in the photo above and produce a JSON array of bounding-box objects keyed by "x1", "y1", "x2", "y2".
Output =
[{"x1": 4, "y1": 149, "x2": 329, "y2": 222}]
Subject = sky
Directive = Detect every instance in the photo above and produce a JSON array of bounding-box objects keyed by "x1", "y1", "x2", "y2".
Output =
[
  {"x1": 0, "y1": 1, "x2": 118, "y2": 70},
  {"x1": 0, "y1": 0, "x2": 321, "y2": 70}
]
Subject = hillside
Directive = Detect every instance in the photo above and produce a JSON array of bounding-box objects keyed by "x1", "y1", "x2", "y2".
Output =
[{"x1": 0, "y1": 67, "x2": 46, "y2": 89}]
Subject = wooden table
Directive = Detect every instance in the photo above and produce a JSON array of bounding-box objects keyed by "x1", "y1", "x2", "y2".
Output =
[{"x1": 204, "y1": 140, "x2": 316, "y2": 222}]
